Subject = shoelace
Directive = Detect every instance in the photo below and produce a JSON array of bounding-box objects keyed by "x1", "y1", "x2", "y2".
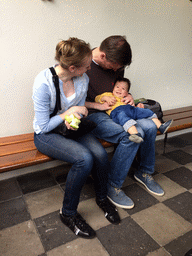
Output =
[
  {"x1": 114, "y1": 188, "x2": 122, "y2": 195},
  {"x1": 142, "y1": 173, "x2": 154, "y2": 181}
]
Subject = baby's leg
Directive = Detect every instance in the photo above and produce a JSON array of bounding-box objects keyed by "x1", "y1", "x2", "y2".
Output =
[
  {"x1": 128, "y1": 125, "x2": 144, "y2": 144},
  {"x1": 152, "y1": 118, "x2": 162, "y2": 128},
  {"x1": 128, "y1": 125, "x2": 139, "y2": 134},
  {"x1": 152, "y1": 118, "x2": 173, "y2": 134}
]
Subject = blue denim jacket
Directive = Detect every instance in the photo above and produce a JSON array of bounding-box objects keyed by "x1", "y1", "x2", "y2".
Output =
[{"x1": 32, "y1": 67, "x2": 89, "y2": 134}]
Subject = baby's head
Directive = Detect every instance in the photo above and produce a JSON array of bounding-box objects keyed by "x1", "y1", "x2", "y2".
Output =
[{"x1": 113, "y1": 76, "x2": 131, "y2": 98}]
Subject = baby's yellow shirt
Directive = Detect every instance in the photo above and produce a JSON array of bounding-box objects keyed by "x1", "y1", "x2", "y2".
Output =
[{"x1": 95, "y1": 92, "x2": 126, "y2": 115}]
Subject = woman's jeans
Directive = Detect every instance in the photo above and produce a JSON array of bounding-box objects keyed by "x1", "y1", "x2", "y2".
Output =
[
  {"x1": 34, "y1": 132, "x2": 109, "y2": 216},
  {"x1": 86, "y1": 112, "x2": 157, "y2": 189}
]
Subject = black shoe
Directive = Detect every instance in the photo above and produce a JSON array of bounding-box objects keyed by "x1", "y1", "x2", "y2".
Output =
[
  {"x1": 185, "y1": 249, "x2": 192, "y2": 256},
  {"x1": 96, "y1": 197, "x2": 121, "y2": 225},
  {"x1": 60, "y1": 209, "x2": 96, "y2": 239}
]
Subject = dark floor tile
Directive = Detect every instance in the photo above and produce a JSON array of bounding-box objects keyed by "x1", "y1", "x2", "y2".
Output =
[
  {"x1": 164, "y1": 229, "x2": 192, "y2": 256},
  {"x1": 48, "y1": 164, "x2": 71, "y2": 184},
  {"x1": 54, "y1": 172, "x2": 68, "y2": 184},
  {"x1": 164, "y1": 167, "x2": 192, "y2": 189},
  {"x1": 97, "y1": 217, "x2": 160, "y2": 256},
  {"x1": 34, "y1": 210, "x2": 77, "y2": 252},
  {"x1": 60, "y1": 176, "x2": 96, "y2": 202},
  {"x1": 17, "y1": 170, "x2": 57, "y2": 194},
  {"x1": 0, "y1": 197, "x2": 30, "y2": 230},
  {"x1": 163, "y1": 150, "x2": 192, "y2": 165},
  {"x1": 163, "y1": 192, "x2": 192, "y2": 223},
  {"x1": 0, "y1": 178, "x2": 22, "y2": 202},
  {"x1": 123, "y1": 183, "x2": 159, "y2": 215},
  {"x1": 167, "y1": 132, "x2": 192, "y2": 148}
]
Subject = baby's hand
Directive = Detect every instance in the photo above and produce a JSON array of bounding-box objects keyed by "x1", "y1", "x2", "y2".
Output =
[{"x1": 102, "y1": 96, "x2": 116, "y2": 106}]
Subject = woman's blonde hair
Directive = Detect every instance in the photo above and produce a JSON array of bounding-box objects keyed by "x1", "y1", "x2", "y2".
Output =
[{"x1": 55, "y1": 37, "x2": 92, "y2": 69}]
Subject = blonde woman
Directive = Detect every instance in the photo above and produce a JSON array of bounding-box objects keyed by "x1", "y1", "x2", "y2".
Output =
[{"x1": 33, "y1": 38, "x2": 120, "y2": 239}]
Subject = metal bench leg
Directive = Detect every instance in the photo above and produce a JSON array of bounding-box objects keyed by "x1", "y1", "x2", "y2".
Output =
[{"x1": 163, "y1": 132, "x2": 168, "y2": 154}]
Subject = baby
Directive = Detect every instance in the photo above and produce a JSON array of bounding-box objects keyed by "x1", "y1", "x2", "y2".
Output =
[{"x1": 95, "y1": 77, "x2": 172, "y2": 143}]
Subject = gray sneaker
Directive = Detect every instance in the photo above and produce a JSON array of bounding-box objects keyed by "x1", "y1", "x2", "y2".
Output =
[{"x1": 107, "y1": 184, "x2": 134, "y2": 209}]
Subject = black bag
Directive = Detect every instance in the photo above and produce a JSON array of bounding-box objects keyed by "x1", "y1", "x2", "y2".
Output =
[
  {"x1": 49, "y1": 67, "x2": 97, "y2": 138},
  {"x1": 135, "y1": 98, "x2": 164, "y2": 122}
]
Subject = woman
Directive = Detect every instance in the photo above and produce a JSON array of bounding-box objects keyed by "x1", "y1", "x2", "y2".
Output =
[{"x1": 32, "y1": 37, "x2": 120, "y2": 239}]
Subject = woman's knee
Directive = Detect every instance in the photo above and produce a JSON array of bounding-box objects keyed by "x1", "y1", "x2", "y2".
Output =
[{"x1": 74, "y1": 151, "x2": 94, "y2": 171}]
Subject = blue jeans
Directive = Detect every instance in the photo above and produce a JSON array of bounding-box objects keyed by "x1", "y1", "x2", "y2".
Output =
[
  {"x1": 86, "y1": 112, "x2": 157, "y2": 188},
  {"x1": 34, "y1": 132, "x2": 109, "y2": 216},
  {"x1": 110, "y1": 105, "x2": 156, "y2": 131}
]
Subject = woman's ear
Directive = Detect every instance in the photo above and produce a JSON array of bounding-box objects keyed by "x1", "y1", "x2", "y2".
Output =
[{"x1": 68, "y1": 65, "x2": 76, "y2": 73}]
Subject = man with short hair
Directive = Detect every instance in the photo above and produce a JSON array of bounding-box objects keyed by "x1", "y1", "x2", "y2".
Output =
[{"x1": 85, "y1": 35, "x2": 164, "y2": 209}]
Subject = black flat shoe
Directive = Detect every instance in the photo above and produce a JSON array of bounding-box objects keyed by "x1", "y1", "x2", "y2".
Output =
[
  {"x1": 185, "y1": 249, "x2": 192, "y2": 256},
  {"x1": 60, "y1": 209, "x2": 96, "y2": 239},
  {"x1": 96, "y1": 197, "x2": 121, "y2": 225}
]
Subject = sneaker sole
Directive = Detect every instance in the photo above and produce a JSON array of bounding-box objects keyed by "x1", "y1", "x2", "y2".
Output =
[
  {"x1": 134, "y1": 175, "x2": 164, "y2": 196},
  {"x1": 107, "y1": 196, "x2": 134, "y2": 209},
  {"x1": 129, "y1": 134, "x2": 144, "y2": 144}
]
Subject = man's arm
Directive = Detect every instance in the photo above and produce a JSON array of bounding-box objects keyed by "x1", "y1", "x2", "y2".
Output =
[{"x1": 85, "y1": 101, "x2": 112, "y2": 111}]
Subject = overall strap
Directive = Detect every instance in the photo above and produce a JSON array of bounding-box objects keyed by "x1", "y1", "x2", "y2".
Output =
[{"x1": 49, "y1": 67, "x2": 61, "y2": 118}]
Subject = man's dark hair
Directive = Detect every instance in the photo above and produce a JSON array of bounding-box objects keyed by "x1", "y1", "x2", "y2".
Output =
[
  {"x1": 100, "y1": 35, "x2": 132, "y2": 66},
  {"x1": 114, "y1": 76, "x2": 131, "y2": 92}
]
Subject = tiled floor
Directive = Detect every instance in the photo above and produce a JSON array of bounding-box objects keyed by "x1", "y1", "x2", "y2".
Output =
[{"x1": 0, "y1": 132, "x2": 192, "y2": 256}]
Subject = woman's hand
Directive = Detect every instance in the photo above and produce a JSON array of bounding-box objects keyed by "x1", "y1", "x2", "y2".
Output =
[
  {"x1": 60, "y1": 106, "x2": 88, "y2": 131},
  {"x1": 121, "y1": 94, "x2": 135, "y2": 106},
  {"x1": 60, "y1": 106, "x2": 88, "y2": 122}
]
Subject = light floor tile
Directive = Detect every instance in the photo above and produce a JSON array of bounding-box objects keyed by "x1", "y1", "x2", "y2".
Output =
[
  {"x1": 155, "y1": 155, "x2": 181, "y2": 173},
  {"x1": 132, "y1": 203, "x2": 192, "y2": 246},
  {"x1": 182, "y1": 145, "x2": 192, "y2": 155},
  {"x1": 77, "y1": 198, "x2": 129, "y2": 230},
  {"x1": 47, "y1": 237, "x2": 109, "y2": 256},
  {"x1": 0, "y1": 221, "x2": 44, "y2": 256},
  {"x1": 147, "y1": 247, "x2": 171, "y2": 256},
  {"x1": 151, "y1": 174, "x2": 187, "y2": 202},
  {"x1": 25, "y1": 186, "x2": 64, "y2": 219},
  {"x1": 185, "y1": 162, "x2": 192, "y2": 171}
]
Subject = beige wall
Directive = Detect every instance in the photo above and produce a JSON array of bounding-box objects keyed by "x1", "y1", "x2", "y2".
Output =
[{"x1": 1, "y1": 0, "x2": 192, "y2": 137}]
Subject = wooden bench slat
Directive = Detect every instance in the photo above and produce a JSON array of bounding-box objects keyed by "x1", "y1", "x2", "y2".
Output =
[
  {"x1": 0, "y1": 133, "x2": 34, "y2": 146},
  {"x1": 167, "y1": 123, "x2": 192, "y2": 133},
  {"x1": 0, "y1": 150, "x2": 52, "y2": 173},
  {"x1": 0, "y1": 141, "x2": 36, "y2": 157},
  {"x1": 163, "y1": 111, "x2": 192, "y2": 120},
  {"x1": 163, "y1": 106, "x2": 192, "y2": 116}
]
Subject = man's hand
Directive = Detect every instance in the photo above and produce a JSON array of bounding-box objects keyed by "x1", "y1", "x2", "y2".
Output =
[
  {"x1": 98, "y1": 102, "x2": 112, "y2": 111},
  {"x1": 121, "y1": 94, "x2": 135, "y2": 106}
]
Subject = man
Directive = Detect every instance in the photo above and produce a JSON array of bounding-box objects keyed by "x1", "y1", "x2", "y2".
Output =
[{"x1": 85, "y1": 35, "x2": 164, "y2": 209}]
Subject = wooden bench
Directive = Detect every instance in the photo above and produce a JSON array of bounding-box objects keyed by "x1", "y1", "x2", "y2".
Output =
[{"x1": 0, "y1": 106, "x2": 191, "y2": 174}]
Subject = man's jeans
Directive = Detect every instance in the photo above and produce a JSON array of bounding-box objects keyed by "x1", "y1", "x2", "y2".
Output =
[
  {"x1": 87, "y1": 112, "x2": 157, "y2": 188},
  {"x1": 34, "y1": 132, "x2": 109, "y2": 216}
]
